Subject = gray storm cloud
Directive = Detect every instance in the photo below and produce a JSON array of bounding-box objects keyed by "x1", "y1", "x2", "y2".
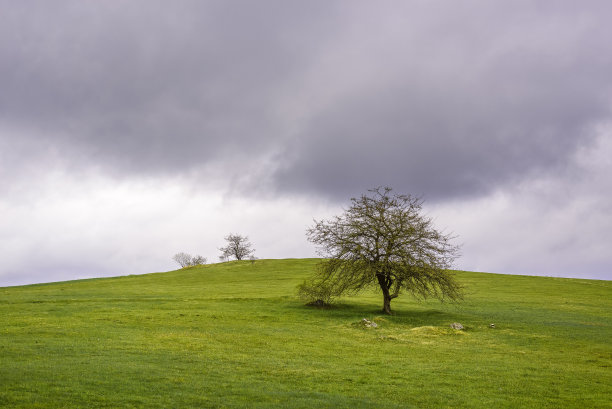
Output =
[
  {"x1": 275, "y1": 2, "x2": 612, "y2": 200},
  {"x1": 0, "y1": 0, "x2": 341, "y2": 180},
  {"x1": 2, "y1": 1, "x2": 610, "y2": 201}
]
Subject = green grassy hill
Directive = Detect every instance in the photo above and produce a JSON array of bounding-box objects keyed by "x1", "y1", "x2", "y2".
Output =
[{"x1": 1, "y1": 259, "x2": 611, "y2": 408}]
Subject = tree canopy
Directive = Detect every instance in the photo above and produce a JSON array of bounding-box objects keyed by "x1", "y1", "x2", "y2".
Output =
[{"x1": 299, "y1": 187, "x2": 462, "y2": 314}]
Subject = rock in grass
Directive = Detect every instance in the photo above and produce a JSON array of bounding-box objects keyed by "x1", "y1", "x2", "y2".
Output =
[
  {"x1": 360, "y1": 318, "x2": 378, "y2": 328},
  {"x1": 489, "y1": 323, "x2": 496, "y2": 328},
  {"x1": 450, "y1": 322, "x2": 464, "y2": 330}
]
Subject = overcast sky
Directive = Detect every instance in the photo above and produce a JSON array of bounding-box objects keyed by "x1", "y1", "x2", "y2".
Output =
[{"x1": 1, "y1": 1, "x2": 611, "y2": 286}]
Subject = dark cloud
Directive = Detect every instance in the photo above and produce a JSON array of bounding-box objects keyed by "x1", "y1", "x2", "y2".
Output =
[
  {"x1": 1, "y1": 1, "x2": 611, "y2": 201},
  {"x1": 274, "y1": 2, "x2": 612, "y2": 201},
  {"x1": 0, "y1": 0, "x2": 341, "y2": 177}
]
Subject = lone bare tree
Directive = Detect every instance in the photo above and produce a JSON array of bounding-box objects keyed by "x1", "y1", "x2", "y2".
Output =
[
  {"x1": 299, "y1": 187, "x2": 462, "y2": 314},
  {"x1": 173, "y1": 252, "x2": 192, "y2": 268},
  {"x1": 219, "y1": 234, "x2": 255, "y2": 261}
]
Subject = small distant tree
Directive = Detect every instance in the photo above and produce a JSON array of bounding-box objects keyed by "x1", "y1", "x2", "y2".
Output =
[
  {"x1": 173, "y1": 252, "x2": 192, "y2": 268},
  {"x1": 249, "y1": 255, "x2": 258, "y2": 265},
  {"x1": 219, "y1": 234, "x2": 255, "y2": 261},
  {"x1": 299, "y1": 187, "x2": 462, "y2": 314},
  {"x1": 172, "y1": 252, "x2": 207, "y2": 268},
  {"x1": 190, "y1": 255, "x2": 207, "y2": 266}
]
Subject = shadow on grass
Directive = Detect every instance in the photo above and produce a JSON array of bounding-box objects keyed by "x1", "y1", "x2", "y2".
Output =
[
  {"x1": 210, "y1": 296, "x2": 467, "y2": 329},
  {"x1": 293, "y1": 300, "x2": 459, "y2": 327}
]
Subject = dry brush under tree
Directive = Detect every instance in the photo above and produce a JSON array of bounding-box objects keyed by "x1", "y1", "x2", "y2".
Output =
[{"x1": 299, "y1": 187, "x2": 462, "y2": 314}]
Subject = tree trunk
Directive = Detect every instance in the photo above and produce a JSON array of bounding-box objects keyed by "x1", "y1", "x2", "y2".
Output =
[
  {"x1": 382, "y1": 293, "x2": 392, "y2": 315},
  {"x1": 377, "y1": 274, "x2": 393, "y2": 314}
]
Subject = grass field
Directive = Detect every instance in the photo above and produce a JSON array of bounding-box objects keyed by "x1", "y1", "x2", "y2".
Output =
[{"x1": 1, "y1": 259, "x2": 611, "y2": 408}]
